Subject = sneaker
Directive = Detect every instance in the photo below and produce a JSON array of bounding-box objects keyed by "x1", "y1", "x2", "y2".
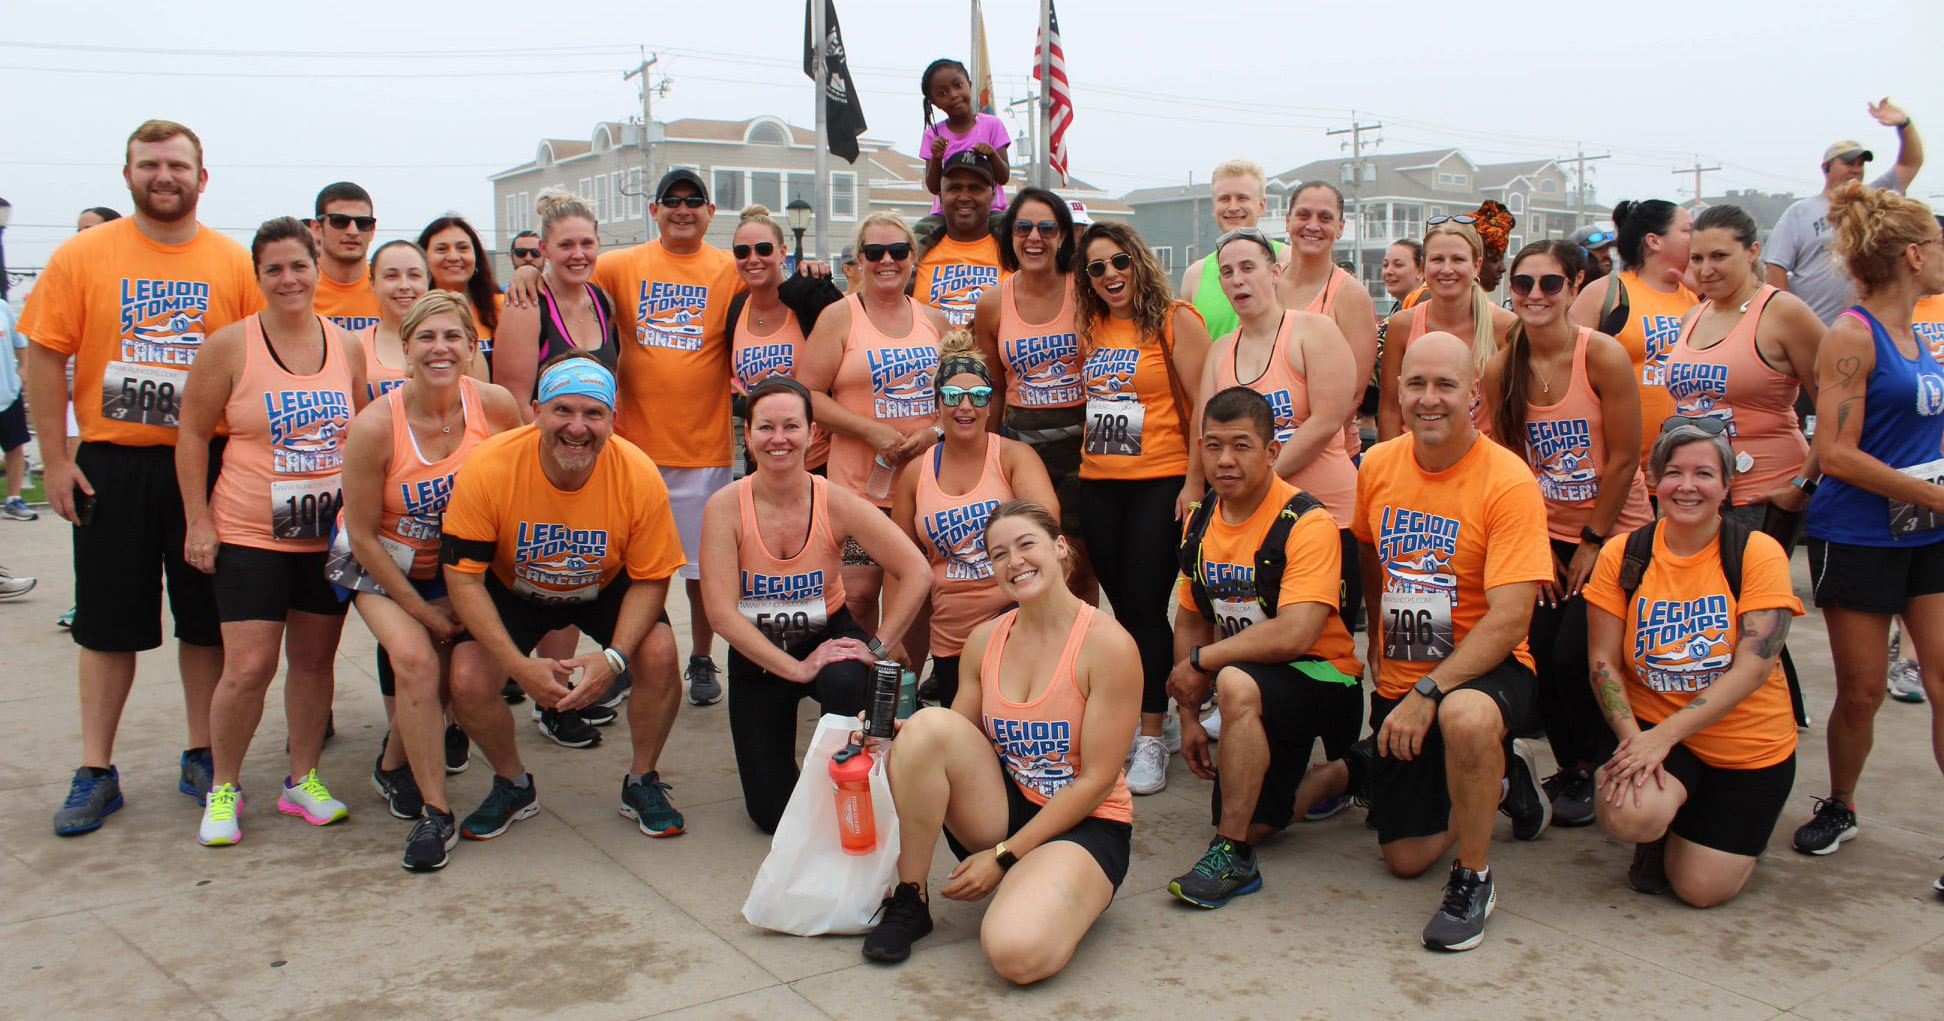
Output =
[
  {"x1": 198, "y1": 783, "x2": 243, "y2": 846},
  {"x1": 620, "y1": 771, "x2": 685, "y2": 837},
  {"x1": 594, "y1": 670, "x2": 633, "y2": 709},
  {"x1": 1933, "y1": 870, "x2": 1943, "y2": 897},
  {"x1": 2, "y1": 496, "x2": 38, "y2": 521},
  {"x1": 916, "y1": 672, "x2": 941, "y2": 706},
  {"x1": 579, "y1": 701, "x2": 618, "y2": 727},
  {"x1": 1628, "y1": 837, "x2": 1670, "y2": 895},
  {"x1": 1889, "y1": 659, "x2": 1926, "y2": 704},
  {"x1": 861, "y1": 882, "x2": 934, "y2": 963},
  {"x1": 1126, "y1": 734, "x2": 1169, "y2": 795},
  {"x1": 402, "y1": 806, "x2": 458, "y2": 872},
  {"x1": 686, "y1": 655, "x2": 723, "y2": 706},
  {"x1": 372, "y1": 755, "x2": 425, "y2": 820},
  {"x1": 1422, "y1": 861, "x2": 1497, "y2": 951},
  {"x1": 1161, "y1": 710, "x2": 1182, "y2": 754},
  {"x1": 460, "y1": 774, "x2": 540, "y2": 839},
  {"x1": 0, "y1": 568, "x2": 35, "y2": 599},
  {"x1": 1168, "y1": 837, "x2": 1263, "y2": 908},
  {"x1": 1201, "y1": 706, "x2": 1223, "y2": 741},
  {"x1": 52, "y1": 766, "x2": 123, "y2": 836},
  {"x1": 277, "y1": 769, "x2": 349, "y2": 825},
  {"x1": 1792, "y1": 797, "x2": 1859, "y2": 855},
  {"x1": 444, "y1": 723, "x2": 470, "y2": 773},
  {"x1": 1500, "y1": 738, "x2": 1551, "y2": 841},
  {"x1": 1343, "y1": 736, "x2": 1377, "y2": 808},
  {"x1": 1302, "y1": 795, "x2": 1352, "y2": 822},
  {"x1": 500, "y1": 678, "x2": 526, "y2": 705},
  {"x1": 536, "y1": 707, "x2": 602, "y2": 748},
  {"x1": 57, "y1": 606, "x2": 75, "y2": 629},
  {"x1": 1542, "y1": 767, "x2": 1596, "y2": 828},
  {"x1": 178, "y1": 747, "x2": 214, "y2": 805}
]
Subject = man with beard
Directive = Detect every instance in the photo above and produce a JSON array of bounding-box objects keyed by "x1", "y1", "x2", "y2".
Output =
[
  {"x1": 911, "y1": 151, "x2": 1009, "y2": 328},
  {"x1": 307, "y1": 181, "x2": 381, "y2": 332},
  {"x1": 23, "y1": 120, "x2": 263, "y2": 835}
]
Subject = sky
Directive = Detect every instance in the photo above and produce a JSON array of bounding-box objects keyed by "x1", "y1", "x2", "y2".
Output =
[{"x1": 4, "y1": 0, "x2": 1943, "y2": 270}]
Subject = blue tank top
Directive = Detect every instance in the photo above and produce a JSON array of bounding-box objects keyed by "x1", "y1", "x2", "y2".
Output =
[{"x1": 1806, "y1": 305, "x2": 1944, "y2": 546}]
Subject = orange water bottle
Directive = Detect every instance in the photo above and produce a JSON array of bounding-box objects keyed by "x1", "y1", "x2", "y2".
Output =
[{"x1": 828, "y1": 743, "x2": 877, "y2": 855}]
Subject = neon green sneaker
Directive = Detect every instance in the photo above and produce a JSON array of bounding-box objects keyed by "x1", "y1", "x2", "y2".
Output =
[
  {"x1": 277, "y1": 769, "x2": 349, "y2": 826},
  {"x1": 198, "y1": 783, "x2": 243, "y2": 846}
]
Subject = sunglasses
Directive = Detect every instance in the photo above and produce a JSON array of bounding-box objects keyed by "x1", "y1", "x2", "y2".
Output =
[
  {"x1": 323, "y1": 214, "x2": 377, "y2": 231},
  {"x1": 1217, "y1": 226, "x2": 1276, "y2": 255},
  {"x1": 939, "y1": 385, "x2": 993, "y2": 407},
  {"x1": 1426, "y1": 215, "x2": 1478, "y2": 226},
  {"x1": 732, "y1": 242, "x2": 777, "y2": 259},
  {"x1": 860, "y1": 242, "x2": 912, "y2": 262},
  {"x1": 510, "y1": 247, "x2": 541, "y2": 259},
  {"x1": 658, "y1": 194, "x2": 708, "y2": 208},
  {"x1": 1660, "y1": 415, "x2": 1728, "y2": 436},
  {"x1": 1509, "y1": 273, "x2": 1568, "y2": 296},
  {"x1": 1085, "y1": 252, "x2": 1133, "y2": 277},
  {"x1": 1581, "y1": 230, "x2": 1615, "y2": 248},
  {"x1": 1011, "y1": 219, "x2": 1062, "y2": 239}
]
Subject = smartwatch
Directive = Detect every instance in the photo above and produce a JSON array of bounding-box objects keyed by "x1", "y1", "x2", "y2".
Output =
[
  {"x1": 994, "y1": 840, "x2": 1018, "y2": 870},
  {"x1": 1579, "y1": 526, "x2": 1605, "y2": 547},
  {"x1": 1412, "y1": 675, "x2": 1445, "y2": 702},
  {"x1": 1189, "y1": 645, "x2": 1208, "y2": 673},
  {"x1": 1791, "y1": 475, "x2": 1818, "y2": 497},
  {"x1": 865, "y1": 636, "x2": 888, "y2": 659}
]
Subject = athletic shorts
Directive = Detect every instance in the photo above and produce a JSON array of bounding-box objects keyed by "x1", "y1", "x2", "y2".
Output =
[
  {"x1": 1366, "y1": 657, "x2": 1536, "y2": 845},
  {"x1": 0, "y1": 396, "x2": 27, "y2": 452},
  {"x1": 1658, "y1": 740, "x2": 1795, "y2": 857},
  {"x1": 1006, "y1": 406, "x2": 1085, "y2": 538},
  {"x1": 1807, "y1": 537, "x2": 1944, "y2": 614},
  {"x1": 659, "y1": 464, "x2": 732, "y2": 581},
  {"x1": 453, "y1": 573, "x2": 666, "y2": 655},
  {"x1": 212, "y1": 544, "x2": 346, "y2": 623},
  {"x1": 1209, "y1": 660, "x2": 1364, "y2": 831},
  {"x1": 70, "y1": 440, "x2": 223, "y2": 652},
  {"x1": 944, "y1": 772, "x2": 1133, "y2": 891}
]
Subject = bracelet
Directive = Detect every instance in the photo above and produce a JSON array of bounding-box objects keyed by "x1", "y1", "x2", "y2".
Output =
[
  {"x1": 603, "y1": 647, "x2": 628, "y2": 676},
  {"x1": 931, "y1": 425, "x2": 946, "y2": 443},
  {"x1": 1580, "y1": 526, "x2": 1605, "y2": 547},
  {"x1": 1189, "y1": 645, "x2": 1207, "y2": 673}
]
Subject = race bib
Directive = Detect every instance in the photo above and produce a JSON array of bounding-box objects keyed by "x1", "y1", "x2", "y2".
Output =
[
  {"x1": 100, "y1": 361, "x2": 187, "y2": 428},
  {"x1": 271, "y1": 475, "x2": 343, "y2": 541},
  {"x1": 1084, "y1": 398, "x2": 1145, "y2": 456},
  {"x1": 740, "y1": 596, "x2": 829, "y2": 647},
  {"x1": 1382, "y1": 589, "x2": 1454, "y2": 662},
  {"x1": 1889, "y1": 457, "x2": 1944, "y2": 534},
  {"x1": 324, "y1": 527, "x2": 415, "y2": 595},
  {"x1": 1212, "y1": 595, "x2": 1265, "y2": 639}
]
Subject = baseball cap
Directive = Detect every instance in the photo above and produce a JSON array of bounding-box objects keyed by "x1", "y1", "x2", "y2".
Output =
[
  {"x1": 1822, "y1": 140, "x2": 1874, "y2": 166},
  {"x1": 839, "y1": 244, "x2": 856, "y2": 265},
  {"x1": 654, "y1": 168, "x2": 709, "y2": 204},
  {"x1": 940, "y1": 150, "x2": 996, "y2": 183},
  {"x1": 1068, "y1": 200, "x2": 1094, "y2": 226},
  {"x1": 1568, "y1": 224, "x2": 1616, "y2": 249}
]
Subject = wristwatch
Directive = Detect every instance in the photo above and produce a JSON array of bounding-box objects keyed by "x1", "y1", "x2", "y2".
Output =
[
  {"x1": 1189, "y1": 645, "x2": 1208, "y2": 673},
  {"x1": 1791, "y1": 475, "x2": 1819, "y2": 497},
  {"x1": 1579, "y1": 526, "x2": 1605, "y2": 547},
  {"x1": 865, "y1": 636, "x2": 888, "y2": 659},
  {"x1": 994, "y1": 840, "x2": 1018, "y2": 870},
  {"x1": 1412, "y1": 675, "x2": 1445, "y2": 702}
]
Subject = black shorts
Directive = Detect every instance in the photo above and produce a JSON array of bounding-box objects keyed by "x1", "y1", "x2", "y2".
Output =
[
  {"x1": 943, "y1": 772, "x2": 1133, "y2": 890},
  {"x1": 1209, "y1": 660, "x2": 1364, "y2": 831},
  {"x1": 1006, "y1": 406, "x2": 1085, "y2": 538},
  {"x1": 1659, "y1": 741, "x2": 1795, "y2": 857},
  {"x1": 1366, "y1": 657, "x2": 1537, "y2": 845},
  {"x1": 0, "y1": 396, "x2": 27, "y2": 452},
  {"x1": 70, "y1": 440, "x2": 223, "y2": 652},
  {"x1": 212, "y1": 544, "x2": 347, "y2": 622},
  {"x1": 454, "y1": 573, "x2": 665, "y2": 654},
  {"x1": 1807, "y1": 538, "x2": 1944, "y2": 613}
]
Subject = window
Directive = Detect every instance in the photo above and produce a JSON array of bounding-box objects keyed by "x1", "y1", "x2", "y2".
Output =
[
  {"x1": 1540, "y1": 178, "x2": 1558, "y2": 193},
  {"x1": 1530, "y1": 213, "x2": 1544, "y2": 236},
  {"x1": 1151, "y1": 246, "x2": 1173, "y2": 273},
  {"x1": 832, "y1": 171, "x2": 856, "y2": 218},
  {"x1": 752, "y1": 171, "x2": 782, "y2": 211},
  {"x1": 1508, "y1": 193, "x2": 1524, "y2": 215},
  {"x1": 1438, "y1": 172, "x2": 1469, "y2": 187},
  {"x1": 578, "y1": 178, "x2": 593, "y2": 204},
  {"x1": 712, "y1": 169, "x2": 745, "y2": 211},
  {"x1": 1265, "y1": 193, "x2": 1284, "y2": 217},
  {"x1": 749, "y1": 120, "x2": 789, "y2": 145},
  {"x1": 506, "y1": 195, "x2": 519, "y2": 237},
  {"x1": 593, "y1": 174, "x2": 608, "y2": 220}
]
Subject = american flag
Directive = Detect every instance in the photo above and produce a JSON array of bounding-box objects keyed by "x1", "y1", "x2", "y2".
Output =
[{"x1": 1033, "y1": 1, "x2": 1072, "y2": 183}]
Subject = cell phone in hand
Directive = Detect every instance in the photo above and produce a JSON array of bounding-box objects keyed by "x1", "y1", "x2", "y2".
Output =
[{"x1": 73, "y1": 488, "x2": 96, "y2": 527}]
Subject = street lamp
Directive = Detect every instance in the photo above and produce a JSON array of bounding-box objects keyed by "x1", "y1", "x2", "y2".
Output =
[
  {"x1": 0, "y1": 197, "x2": 11, "y2": 301},
  {"x1": 785, "y1": 197, "x2": 812, "y2": 267}
]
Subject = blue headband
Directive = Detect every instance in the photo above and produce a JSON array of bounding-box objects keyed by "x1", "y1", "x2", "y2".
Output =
[{"x1": 536, "y1": 359, "x2": 617, "y2": 409}]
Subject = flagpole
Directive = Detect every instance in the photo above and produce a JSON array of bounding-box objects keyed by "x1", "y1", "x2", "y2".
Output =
[
  {"x1": 969, "y1": 0, "x2": 979, "y2": 94},
  {"x1": 1036, "y1": 0, "x2": 1053, "y2": 189},
  {"x1": 812, "y1": 0, "x2": 829, "y2": 262}
]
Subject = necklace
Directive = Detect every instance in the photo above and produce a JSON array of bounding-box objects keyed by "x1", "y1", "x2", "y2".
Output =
[{"x1": 1532, "y1": 339, "x2": 1571, "y2": 395}]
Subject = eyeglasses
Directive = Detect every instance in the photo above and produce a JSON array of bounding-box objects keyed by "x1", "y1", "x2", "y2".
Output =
[
  {"x1": 657, "y1": 194, "x2": 708, "y2": 208},
  {"x1": 1085, "y1": 252, "x2": 1134, "y2": 277},
  {"x1": 939, "y1": 385, "x2": 993, "y2": 407},
  {"x1": 324, "y1": 214, "x2": 377, "y2": 231},
  {"x1": 732, "y1": 242, "x2": 777, "y2": 259},
  {"x1": 860, "y1": 242, "x2": 913, "y2": 262},
  {"x1": 510, "y1": 247, "x2": 541, "y2": 259},
  {"x1": 1581, "y1": 231, "x2": 1616, "y2": 248},
  {"x1": 1216, "y1": 227, "x2": 1276, "y2": 255},
  {"x1": 1509, "y1": 273, "x2": 1568, "y2": 296},
  {"x1": 1426, "y1": 215, "x2": 1478, "y2": 226},
  {"x1": 1011, "y1": 219, "x2": 1062, "y2": 239},
  {"x1": 1660, "y1": 415, "x2": 1728, "y2": 436}
]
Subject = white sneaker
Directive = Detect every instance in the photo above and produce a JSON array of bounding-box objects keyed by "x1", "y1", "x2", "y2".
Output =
[
  {"x1": 0, "y1": 567, "x2": 35, "y2": 600},
  {"x1": 1201, "y1": 707, "x2": 1224, "y2": 741},
  {"x1": 1126, "y1": 735, "x2": 1169, "y2": 795},
  {"x1": 1161, "y1": 710, "x2": 1182, "y2": 754},
  {"x1": 1889, "y1": 659, "x2": 1926, "y2": 704},
  {"x1": 277, "y1": 769, "x2": 350, "y2": 825},
  {"x1": 198, "y1": 784, "x2": 243, "y2": 846}
]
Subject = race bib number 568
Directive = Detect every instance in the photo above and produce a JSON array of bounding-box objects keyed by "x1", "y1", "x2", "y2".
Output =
[{"x1": 101, "y1": 361, "x2": 187, "y2": 428}]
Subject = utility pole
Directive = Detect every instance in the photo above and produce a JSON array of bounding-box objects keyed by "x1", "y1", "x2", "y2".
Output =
[
  {"x1": 623, "y1": 50, "x2": 662, "y2": 240},
  {"x1": 1327, "y1": 116, "x2": 1381, "y2": 286},
  {"x1": 811, "y1": 0, "x2": 828, "y2": 261},
  {"x1": 1673, "y1": 156, "x2": 1721, "y2": 210},
  {"x1": 1566, "y1": 145, "x2": 1610, "y2": 229}
]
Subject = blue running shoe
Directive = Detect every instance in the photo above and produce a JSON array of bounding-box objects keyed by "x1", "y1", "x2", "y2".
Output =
[{"x1": 54, "y1": 766, "x2": 123, "y2": 836}]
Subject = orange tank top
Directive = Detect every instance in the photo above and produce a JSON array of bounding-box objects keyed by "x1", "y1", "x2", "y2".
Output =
[
  {"x1": 829, "y1": 294, "x2": 942, "y2": 506},
  {"x1": 735, "y1": 474, "x2": 848, "y2": 647},
  {"x1": 1300, "y1": 266, "x2": 1355, "y2": 315},
  {"x1": 1081, "y1": 304, "x2": 1194, "y2": 479},
  {"x1": 916, "y1": 435, "x2": 1017, "y2": 656},
  {"x1": 211, "y1": 313, "x2": 354, "y2": 552},
  {"x1": 997, "y1": 277, "x2": 1084, "y2": 410},
  {"x1": 373, "y1": 377, "x2": 491, "y2": 579},
  {"x1": 1666, "y1": 286, "x2": 1808, "y2": 505},
  {"x1": 1404, "y1": 297, "x2": 1491, "y2": 433},
  {"x1": 733, "y1": 303, "x2": 830, "y2": 469},
  {"x1": 360, "y1": 324, "x2": 408, "y2": 404},
  {"x1": 1611, "y1": 270, "x2": 1699, "y2": 467},
  {"x1": 980, "y1": 603, "x2": 1133, "y2": 824},
  {"x1": 1302, "y1": 267, "x2": 1367, "y2": 460},
  {"x1": 1214, "y1": 311, "x2": 1356, "y2": 525},
  {"x1": 1519, "y1": 327, "x2": 1652, "y2": 542}
]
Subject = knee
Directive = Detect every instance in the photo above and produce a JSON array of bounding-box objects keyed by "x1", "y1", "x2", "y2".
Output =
[
  {"x1": 1214, "y1": 668, "x2": 1261, "y2": 714},
  {"x1": 387, "y1": 647, "x2": 442, "y2": 695},
  {"x1": 220, "y1": 652, "x2": 281, "y2": 690},
  {"x1": 1380, "y1": 846, "x2": 1437, "y2": 880},
  {"x1": 1436, "y1": 694, "x2": 1503, "y2": 749},
  {"x1": 447, "y1": 647, "x2": 501, "y2": 701},
  {"x1": 982, "y1": 930, "x2": 1067, "y2": 986},
  {"x1": 893, "y1": 706, "x2": 960, "y2": 751},
  {"x1": 630, "y1": 626, "x2": 679, "y2": 687},
  {"x1": 1669, "y1": 874, "x2": 1743, "y2": 909},
  {"x1": 1596, "y1": 805, "x2": 1668, "y2": 845}
]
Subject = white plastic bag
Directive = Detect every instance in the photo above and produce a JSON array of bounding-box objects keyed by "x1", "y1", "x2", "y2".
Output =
[{"x1": 741, "y1": 714, "x2": 901, "y2": 936}]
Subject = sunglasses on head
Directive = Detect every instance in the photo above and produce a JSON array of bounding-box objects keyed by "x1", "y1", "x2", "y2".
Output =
[
  {"x1": 939, "y1": 384, "x2": 993, "y2": 407},
  {"x1": 1582, "y1": 230, "x2": 1615, "y2": 248},
  {"x1": 511, "y1": 247, "x2": 541, "y2": 258},
  {"x1": 1660, "y1": 414, "x2": 1729, "y2": 436},
  {"x1": 658, "y1": 194, "x2": 708, "y2": 208},
  {"x1": 1011, "y1": 219, "x2": 1062, "y2": 239},
  {"x1": 1217, "y1": 226, "x2": 1276, "y2": 255},
  {"x1": 324, "y1": 214, "x2": 376, "y2": 231},
  {"x1": 1085, "y1": 251, "x2": 1133, "y2": 277},
  {"x1": 1509, "y1": 273, "x2": 1568, "y2": 296},
  {"x1": 1426, "y1": 215, "x2": 1478, "y2": 226},
  {"x1": 732, "y1": 241, "x2": 776, "y2": 260},
  {"x1": 860, "y1": 242, "x2": 913, "y2": 262}
]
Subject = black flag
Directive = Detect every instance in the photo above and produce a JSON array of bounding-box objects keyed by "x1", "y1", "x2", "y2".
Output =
[{"x1": 804, "y1": 0, "x2": 867, "y2": 163}]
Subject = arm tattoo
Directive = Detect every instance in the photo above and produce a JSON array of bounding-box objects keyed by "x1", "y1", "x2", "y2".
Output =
[
  {"x1": 1591, "y1": 661, "x2": 1634, "y2": 724},
  {"x1": 1738, "y1": 608, "x2": 1792, "y2": 660},
  {"x1": 1836, "y1": 396, "x2": 1862, "y2": 435}
]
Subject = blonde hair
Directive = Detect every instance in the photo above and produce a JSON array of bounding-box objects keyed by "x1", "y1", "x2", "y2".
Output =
[
  {"x1": 535, "y1": 187, "x2": 597, "y2": 242},
  {"x1": 853, "y1": 212, "x2": 915, "y2": 253},
  {"x1": 1828, "y1": 181, "x2": 1938, "y2": 297},
  {"x1": 400, "y1": 290, "x2": 480, "y2": 351},
  {"x1": 938, "y1": 328, "x2": 982, "y2": 363},
  {"x1": 1210, "y1": 159, "x2": 1266, "y2": 190},
  {"x1": 1423, "y1": 221, "x2": 1499, "y2": 374},
  {"x1": 737, "y1": 204, "x2": 787, "y2": 247}
]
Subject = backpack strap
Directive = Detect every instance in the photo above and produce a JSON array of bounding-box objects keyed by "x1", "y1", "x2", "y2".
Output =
[
  {"x1": 1617, "y1": 519, "x2": 1659, "y2": 606},
  {"x1": 1619, "y1": 515, "x2": 1753, "y2": 607},
  {"x1": 1597, "y1": 274, "x2": 1630, "y2": 338},
  {"x1": 1717, "y1": 514, "x2": 1752, "y2": 601},
  {"x1": 1253, "y1": 490, "x2": 1327, "y2": 618},
  {"x1": 1177, "y1": 488, "x2": 1221, "y2": 622}
]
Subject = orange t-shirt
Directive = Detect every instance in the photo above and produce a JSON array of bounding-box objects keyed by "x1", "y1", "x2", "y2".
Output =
[
  {"x1": 914, "y1": 234, "x2": 1009, "y2": 328},
  {"x1": 442, "y1": 425, "x2": 686, "y2": 602},
  {"x1": 313, "y1": 271, "x2": 381, "y2": 333},
  {"x1": 1583, "y1": 527, "x2": 1802, "y2": 769},
  {"x1": 19, "y1": 218, "x2": 263, "y2": 447},
  {"x1": 1175, "y1": 475, "x2": 1362, "y2": 680},
  {"x1": 594, "y1": 240, "x2": 743, "y2": 467},
  {"x1": 1353, "y1": 433, "x2": 1553, "y2": 698},
  {"x1": 1080, "y1": 303, "x2": 1200, "y2": 480},
  {"x1": 1913, "y1": 293, "x2": 1944, "y2": 364}
]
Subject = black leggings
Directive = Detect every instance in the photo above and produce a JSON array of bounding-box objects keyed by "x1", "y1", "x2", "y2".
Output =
[
  {"x1": 728, "y1": 609, "x2": 873, "y2": 833},
  {"x1": 1527, "y1": 538, "x2": 1616, "y2": 768},
  {"x1": 931, "y1": 654, "x2": 964, "y2": 711},
  {"x1": 1078, "y1": 475, "x2": 1183, "y2": 715}
]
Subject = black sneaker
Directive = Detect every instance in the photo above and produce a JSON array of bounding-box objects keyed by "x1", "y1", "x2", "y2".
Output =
[
  {"x1": 620, "y1": 771, "x2": 685, "y2": 837},
  {"x1": 178, "y1": 747, "x2": 214, "y2": 805},
  {"x1": 500, "y1": 678, "x2": 527, "y2": 705},
  {"x1": 579, "y1": 701, "x2": 618, "y2": 727},
  {"x1": 1422, "y1": 861, "x2": 1496, "y2": 952},
  {"x1": 53, "y1": 766, "x2": 123, "y2": 836},
  {"x1": 1500, "y1": 739, "x2": 1551, "y2": 841},
  {"x1": 1342, "y1": 736, "x2": 1377, "y2": 809},
  {"x1": 536, "y1": 707, "x2": 602, "y2": 748},
  {"x1": 372, "y1": 753, "x2": 425, "y2": 820},
  {"x1": 916, "y1": 673, "x2": 941, "y2": 706},
  {"x1": 1628, "y1": 837, "x2": 1670, "y2": 895},
  {"x1": 1792, "y1": 797, "x2": 1859, "y2": 855},
  {"x1": 403, "y1": 806, "x2": 457, "y2": 871},
  {"x1": 460, "y1": 774, "x2": 539, "y2": 839},
  {"x1": 594, "y1": 670, "x2": 632, "y2": 709},
  {"x1": 1168, "y1": 837, "x2": 1262, "y2": 908},
  {"x1": 686, "y1": 655, "x2": 723, "y2": 706},
  {"x1": 1542, "y1": 767, "x2": 1596, "y2": 828},
  {"x1": 444, "y1": 724, "x2": 470, "y2": 774},
  {"x1": 862, "y1": 882, "x2": 934, "y2": 963}
]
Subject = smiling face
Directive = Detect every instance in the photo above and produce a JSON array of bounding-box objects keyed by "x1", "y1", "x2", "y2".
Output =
[
  {"x1": 733, "y1": 220, "x2": 785, "y2": 290},
  {"x1": 986, "y1": 512, "x2": 1069, "y2": 604},
  {"x1": 544, "y1": 214, "x2": 600, "y2": 286},
  {"x1": 1382, "y1": 243, "x2": 1423, "y2": 299},
  {"x1": 860, "y1": 222, "x2": 914, "y2": 295},
  {"x1": 927, "y1": 65, "x2": 974, "y2": 121},
  {"x1": 1398, "y1": 333, "x2": 1477, "y2": 449},
  {"x1": 1509, "y1": 251, "x2": 1576, "y2": 331},
  {"x1": 510, "y1": 234, "x2": 544, "y2": 270},
  {"x1": 1085, "y1": 237, "x2": 1134, "y2": 314},
  {"x1": 746, "y1": 388, "x2": 810, "y2": 473},
  {"x1": 425, "y1": 226, "x2": 477, "y2": 291},
  {"x1": 1656, "y1": 439, "x2": 1730, "y2": 523},
  {"x1": 405, "y1": 310, "x2": 475, "y2": 385},
  {"x1": 1216, "y1": 237, "x2": 1281, "y2": 318},
  {"x1": 1824, "y1": 153, "x2": 1869, "y2": 190},
  {"x1": 1423, "y1": 233, "x2": 1478, "y2": 299},
  {"x1": 536, "y1": 391, "x2": 612, "y2": 475},
  {"x1": 255, "y1": 237, "x2": 319, "y2": 313},
  {"x1": 124, "y1": 135, "x2": 205, "y2": 224},
  {"x1": 370, "y1": 244, "x2": 428, "y2": 322},
  {"x1": 1689, "y1": 226, "x2": 1758, "y2": 302},
  {"x1": 651, "y1": 182, "x2": 714, "y2": 250},
  {"x1": 942, "y1": 169, "x2": 995, "y2": 235},
  {"x1": 1285, "y1": 185, "x2": 1343, "y2": 258},
  {"x1": 939, "y1": 370, "x2": 990, "y2": 437},
  {"x1": 1210, "y1": 174, "x2": 1267, "y2": 234},
  {"x1": 1200, "y1": 415, "x2": 1277, "y2": 504},
  {"x1": 1009, "y1": 198, "x2": 1061, "y2": 274},
  {"x1": 315, "y1": 198, "x2": 373, "y2": 267}
]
